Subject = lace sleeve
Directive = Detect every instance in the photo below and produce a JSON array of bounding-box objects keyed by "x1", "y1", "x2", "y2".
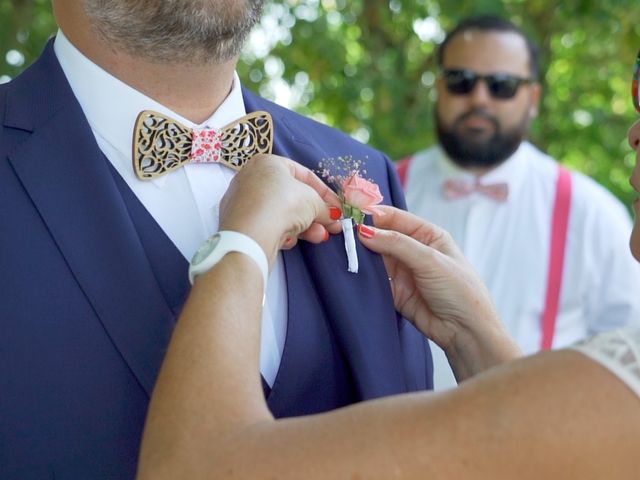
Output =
[{"x1": 569, "y1": 328, "x2": 640, "y2": 399}]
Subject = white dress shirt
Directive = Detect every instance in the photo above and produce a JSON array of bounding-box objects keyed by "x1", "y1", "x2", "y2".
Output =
[
  {"x1": 405, "y1": 142, "x2": 640, "y2": 389},
  {"x1": 53, "y1": 30, "x2": 286, "y2": 386}
]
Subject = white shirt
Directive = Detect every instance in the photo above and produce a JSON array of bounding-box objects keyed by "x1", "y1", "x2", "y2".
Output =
[
  {"x1": 53, "y1": 30, "x2": 286, "y2": 386},
  {"x1": 405, "y1": 142, "x2": 640, "y2": 389}
]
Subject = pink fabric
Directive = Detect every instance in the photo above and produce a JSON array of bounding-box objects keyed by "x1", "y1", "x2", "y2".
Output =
[
  {"x1": 442, "y1": 178, "x2": 509, "y2": 202},
  {"x1": 396, "y1": 156, "x2": 412, "y2": 190},
  {"x1": 540, "y1": 166, "x2": 572, "y2": 350},
  {"x1": 190, "y1": 128, "x2": 223, "y2": 164}
]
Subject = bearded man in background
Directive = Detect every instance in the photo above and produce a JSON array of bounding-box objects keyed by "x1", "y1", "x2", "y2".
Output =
[{"x1": 397, "y1": 15, "x2": 640, "y2": 390}]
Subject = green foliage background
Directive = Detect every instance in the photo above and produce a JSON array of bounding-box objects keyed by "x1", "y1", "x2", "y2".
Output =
[{"x1": 3, "y1": 0, "x2": 640, "y2": 206}]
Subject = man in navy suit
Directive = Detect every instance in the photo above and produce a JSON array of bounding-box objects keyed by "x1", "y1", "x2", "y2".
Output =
[{"x1": 0, "y1": 1, "x2": 432, "y2": 478}]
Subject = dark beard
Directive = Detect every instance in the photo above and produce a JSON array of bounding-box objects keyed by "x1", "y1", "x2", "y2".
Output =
[{"x1": 436, "y1": 108, "x2": 529, "y2": 169}]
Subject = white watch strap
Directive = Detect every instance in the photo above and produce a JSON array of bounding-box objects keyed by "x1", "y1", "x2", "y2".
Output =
[
  {"x1": 190, "y1": 231, "x2": 269, "y2": 291},
  {"x1": 223, "y1": 231, "x2": 269, "y2": 291}
]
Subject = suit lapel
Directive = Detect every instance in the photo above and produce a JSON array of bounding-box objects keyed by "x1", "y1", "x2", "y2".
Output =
[
  {"x1": 243, "y1": 90, "x2": 411, "y2": 398},
  {"x1": 5, "y1": 43, "x2": 174, "y2": 396}
]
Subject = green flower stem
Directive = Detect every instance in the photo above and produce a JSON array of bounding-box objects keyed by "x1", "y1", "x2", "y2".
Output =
[{"x1": 342, "y1": 203, "x2": 365, "y2": 225}]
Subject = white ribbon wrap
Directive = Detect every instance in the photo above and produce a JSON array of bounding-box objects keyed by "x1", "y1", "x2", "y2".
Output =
[{"x1": 341, "y1": 218, "x2": 359, "y2": 273}]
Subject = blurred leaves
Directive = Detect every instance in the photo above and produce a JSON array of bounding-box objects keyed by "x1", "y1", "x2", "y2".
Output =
[
  {"x1": 3, "y1": 0, "x2": 640, "y2": 205},
  {"x1": 0, "y1": 0, "x2": 56, "y2": 81}
]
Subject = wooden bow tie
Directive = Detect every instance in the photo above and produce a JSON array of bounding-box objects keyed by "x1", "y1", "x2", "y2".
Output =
[{"x1": 132, "y1": 110, "x2": 273, "y2": 180}]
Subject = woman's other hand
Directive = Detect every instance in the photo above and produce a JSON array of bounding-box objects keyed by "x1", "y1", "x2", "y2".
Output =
[{"x1": 359, "y1": 206, "x2": 521, "y2": 380}]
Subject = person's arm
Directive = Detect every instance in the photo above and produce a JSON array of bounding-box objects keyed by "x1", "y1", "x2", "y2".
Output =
[
  {"x1": 138, "y1": 249, "x2": 640, "y2": 479},
  {"x1": 137, "y1": 247, "x2": 269, "y2": 478}
]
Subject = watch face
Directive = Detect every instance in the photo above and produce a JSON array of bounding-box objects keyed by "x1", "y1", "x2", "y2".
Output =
[{"x1": 192, "y1": 233, "x2": 221, "y2": 265}]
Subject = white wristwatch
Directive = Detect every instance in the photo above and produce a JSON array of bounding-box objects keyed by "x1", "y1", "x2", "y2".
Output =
[{"x1": 188, "y1": 231, "x2": 269, "y2": 290}]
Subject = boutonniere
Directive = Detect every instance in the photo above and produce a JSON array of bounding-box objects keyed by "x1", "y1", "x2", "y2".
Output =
[{"x1": 319, "y1": 156, "x2": 384, "y2": 273}]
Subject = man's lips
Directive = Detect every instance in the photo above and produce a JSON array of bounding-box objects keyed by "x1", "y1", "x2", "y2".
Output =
[
  {"x1": 461, "y1": 115, "x2": 495, "y2": 129},
  {"x1": 455, "y1": 110, "x2": 498, "y2": 132}
]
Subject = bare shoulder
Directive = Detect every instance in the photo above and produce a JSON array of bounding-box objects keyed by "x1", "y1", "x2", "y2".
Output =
[{"x1": 432, "y1": 348, "x2": 640, "y2": 479}]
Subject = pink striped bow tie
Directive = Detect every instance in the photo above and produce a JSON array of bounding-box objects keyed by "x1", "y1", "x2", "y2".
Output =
[{"x1": 442, "y1": 178, "x2": 509, "y2": 202}]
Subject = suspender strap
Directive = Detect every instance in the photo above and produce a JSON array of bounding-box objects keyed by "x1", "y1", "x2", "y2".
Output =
[
  {"x1": 396, "y1": 156, "x2": 413, "y2": 189},
  {"x1": 540, "y1": 165, "x2": 572, "y2": 350}
]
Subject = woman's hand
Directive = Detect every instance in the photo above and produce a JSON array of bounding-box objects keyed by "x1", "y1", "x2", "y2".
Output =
[
  {"x1": 219, "y1": 154, "x2": 342, "y2": 264},
  {"x1": 358, "y1": 206, "x2": 521, "y2": 380}
]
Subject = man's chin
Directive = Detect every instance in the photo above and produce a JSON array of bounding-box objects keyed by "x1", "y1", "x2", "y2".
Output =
[{"x1": 459, "y1": 138, "x2": 494, "y2": 153}]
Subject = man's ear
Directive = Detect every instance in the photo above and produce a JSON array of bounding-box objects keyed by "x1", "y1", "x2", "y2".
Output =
[{"x1": 529, "y1": 82, "x2": 542, "y2": 118}]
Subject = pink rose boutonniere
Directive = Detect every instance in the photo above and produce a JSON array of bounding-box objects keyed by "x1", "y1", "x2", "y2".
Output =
[
  {"x1": 318, "y1": 156, "x2": 384, "y2": 273},
  {"x1": 341, "y1": 173, "x2": 384, "y2": 224}
]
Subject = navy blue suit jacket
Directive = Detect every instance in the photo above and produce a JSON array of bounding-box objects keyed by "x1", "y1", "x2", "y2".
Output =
[{"x1": 0, "y1": 41, "x2": 432, "y2": 479}]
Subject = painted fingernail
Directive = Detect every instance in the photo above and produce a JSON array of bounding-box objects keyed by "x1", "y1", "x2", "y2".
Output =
[
  {"x1": 323, "y1": 228, "x2": 330, "y2": 242},
  {"x1": 358, "y1": 224, "x2": 375, "y2": 238},
  {"x1": 329, "y1": 206, "x2": 342, "y2": 220}
]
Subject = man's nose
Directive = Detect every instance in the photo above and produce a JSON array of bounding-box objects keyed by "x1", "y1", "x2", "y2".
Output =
[{"x1": 467, "y1": 79, "x2": 493, "y2": 107}]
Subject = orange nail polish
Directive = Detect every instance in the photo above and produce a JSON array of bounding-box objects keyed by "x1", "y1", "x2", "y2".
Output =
[
  {"x1": 329, "y1": 207, "x2": 342, "y2": 220},
  {"x1": 358, "y1": 224, "x2": 375, "y2": 238},
  {"x1": 323, "y1": 229, "x2": 330, "y2": 242}
]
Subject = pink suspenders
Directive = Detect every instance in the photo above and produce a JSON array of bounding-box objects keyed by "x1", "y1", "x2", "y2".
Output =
[
  {"x1": 397, "y1": 157, "x2": 573, "y2": 350},
  {"x1": 396, "y1": 156, "x2": 412, "y2": 189},
  {"x1": 540, "y1": 166, "x2": 572, "y2": 350}
]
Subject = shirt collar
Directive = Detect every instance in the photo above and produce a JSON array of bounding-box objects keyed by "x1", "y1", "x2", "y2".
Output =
[
  {"x1": 436, "y1": 142, "x2": 530, "y2": 200},
  {"x1": 53, "y1": 29, "x2": 246, "y2": 186}
]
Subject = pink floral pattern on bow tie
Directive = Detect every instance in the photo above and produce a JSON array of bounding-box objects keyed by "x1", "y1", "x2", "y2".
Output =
[
  {"x1": 443, "y1": 178, "x2": 509, "y2": 202},
  {"x1": 190, "y1": 128, "x2": 223, "y2": 164}
]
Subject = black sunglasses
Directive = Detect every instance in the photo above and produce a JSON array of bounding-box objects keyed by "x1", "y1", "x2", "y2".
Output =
[{"x1": 442, "y1": 69, "x2": 533, "y2": 100}]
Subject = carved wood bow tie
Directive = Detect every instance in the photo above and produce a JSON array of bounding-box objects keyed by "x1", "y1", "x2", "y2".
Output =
[
  {"x1": 132, "y1": 110, "x2": 273, "y2": 181},
  {"x1": 443, "y1": 178, "x2": 509, "y2": 202}
]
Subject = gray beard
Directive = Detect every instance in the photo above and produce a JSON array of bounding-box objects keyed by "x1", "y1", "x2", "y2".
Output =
[{"x1": 83, "y1": 0, "x2": 265, "y2": 64}]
